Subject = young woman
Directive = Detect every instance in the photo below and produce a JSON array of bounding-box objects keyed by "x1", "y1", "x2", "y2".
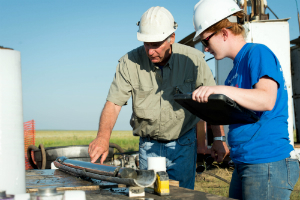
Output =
[{"x1": 192, "y1": 0, "x2": 299, "y2": 199}]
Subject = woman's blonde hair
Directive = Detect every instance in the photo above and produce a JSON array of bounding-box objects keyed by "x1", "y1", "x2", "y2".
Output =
[{"x1": 204, "y1": 11, "x2": 246, "y2": 38}]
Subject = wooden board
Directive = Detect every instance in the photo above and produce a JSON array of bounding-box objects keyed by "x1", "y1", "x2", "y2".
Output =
[
  {"x1": 26, "y1": 170, "x2": 234, "y2": 200},
  {"x1": 26, "y1": 169, "x2": 119, "y2": 192}
]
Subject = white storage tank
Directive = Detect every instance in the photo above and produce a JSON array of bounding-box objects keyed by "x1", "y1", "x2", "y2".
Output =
[{"x1": 0, "y1": 47, "x2": 26, "y2": 194}]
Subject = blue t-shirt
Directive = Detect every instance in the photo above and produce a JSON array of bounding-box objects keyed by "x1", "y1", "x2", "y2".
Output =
[{"x1": 225, "y1": 43, "x2": 293, "y2": 164}]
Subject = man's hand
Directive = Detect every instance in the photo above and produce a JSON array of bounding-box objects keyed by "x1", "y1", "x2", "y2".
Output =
[
  {"x1": 88, "y1": 101, "x2": 122, "y2": 164},
  {"x1": 88, "y1": 137, "x2": 110, "y2": 164},
  {"x1": 211, "y1": 140, "x2": 230, "y2": 163}
]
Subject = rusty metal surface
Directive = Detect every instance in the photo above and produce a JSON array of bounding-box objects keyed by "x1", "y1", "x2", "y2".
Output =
[{"x1": 26, "y1": 170, "x2": 235, "y2": 200}]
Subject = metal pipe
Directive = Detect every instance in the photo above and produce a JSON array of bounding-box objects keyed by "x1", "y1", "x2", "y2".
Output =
[
  {"x1": 54, "y1": 157, "x2": 156, "y2": 187},
  {"x1": 56, "y1": 156, "x2": 123, "y2": 177},
  {"x1": 266, "y1": 6, "x2": 279, "y2": 19}
]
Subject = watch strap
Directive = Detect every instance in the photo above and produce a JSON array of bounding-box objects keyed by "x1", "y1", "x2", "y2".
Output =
[{"x1": 214, "y1": 136, "x2": 226, "y2": 142}]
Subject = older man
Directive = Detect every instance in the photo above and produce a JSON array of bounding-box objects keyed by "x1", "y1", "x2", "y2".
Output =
[{"x1": 88, "y1": 6, "x2": 229, "y2": 189}]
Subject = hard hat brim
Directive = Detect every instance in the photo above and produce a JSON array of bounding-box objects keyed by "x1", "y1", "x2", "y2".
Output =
[{"x1": 137, "y1": 30, "x2": 175, "y2": 42}]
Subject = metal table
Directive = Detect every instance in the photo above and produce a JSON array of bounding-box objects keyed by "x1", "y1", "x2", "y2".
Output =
[{"x1": 26, "y1": 170, "x2": 235, "y2": 200}]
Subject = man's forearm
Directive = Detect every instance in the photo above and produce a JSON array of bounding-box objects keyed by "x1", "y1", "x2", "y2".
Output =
[
  {"x1": 97, "y1": 101, "x2": 122, "y2": 139},
  {"x1": 210, "y1": 125, "x2": 225, "y2": 137}
]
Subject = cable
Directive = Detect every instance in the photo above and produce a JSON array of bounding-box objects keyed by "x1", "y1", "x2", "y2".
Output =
[
  {"x1": 203, "y1": 171, "x2": 230, "y2": 184},
  {"x1": 295, "y1": 0, "x2": 299, "y2": 14},
  {"x1": 27, "y1": 145, "x2": 39, "y2": 169},
  {"x1": 295, "y1": 0, "x2": 300, "y2": 35},
  {"x1": 206, "y1": 57, "x2": 214, "y2": 62},
  {"x1": 266, "y1": 6, "x2": 279, "y2": 19}
]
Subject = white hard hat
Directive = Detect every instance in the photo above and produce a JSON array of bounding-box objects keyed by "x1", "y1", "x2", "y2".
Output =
[
  {"x1": 193, "y1": 0, "x2": 242, "y2": 42},
  {"x1": 137, "y1": 6, "x2": 178, "y2": 42}
]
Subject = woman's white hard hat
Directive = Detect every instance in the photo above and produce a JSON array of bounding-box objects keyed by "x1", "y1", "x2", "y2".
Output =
[
  {"x1": 193, "y1": 0, "x2": 242, "y2": 42},
  {"x1": 137, "y1": 6, "x2": 178, "y2": 42}
]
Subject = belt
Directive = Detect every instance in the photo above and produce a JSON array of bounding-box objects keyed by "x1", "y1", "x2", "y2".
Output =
[
  {"x1": 141, "y1": 127, "x2": 195, "y2": 143},
  {"x1": 141, "y1": 135, "x2": 174, "y2": 143}
]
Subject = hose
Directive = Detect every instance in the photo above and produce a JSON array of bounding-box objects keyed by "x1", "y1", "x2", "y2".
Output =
[
  {"x1": 202, "y1": 171, "x2": 230, "y2": 184},
  {"x1": 27, "y1": 145, "x2": 38, "y2": 169},
  {"x1": 109, "y1": 143, "x2": 124, "y2": 153},
  {"x1": 39, "y1": 144, "x2": 47, "y2": 169},
  {"x1": 27, "y1": 143, "x2": 124, "y2": 169},
  {"x1": 196, "y1": 156, "x2": 231, "y2": 184}
]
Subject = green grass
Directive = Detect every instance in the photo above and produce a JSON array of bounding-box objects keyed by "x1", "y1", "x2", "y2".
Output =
[
  {"x1": 34, "y1": 130, "x2": 300, "y2": 199},
  {"x1": 35, "y1": 130, "x2": 139, "y2": 152}
]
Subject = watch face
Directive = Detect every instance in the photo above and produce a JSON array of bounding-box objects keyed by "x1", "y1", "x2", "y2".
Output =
[{"x1": 221, "y1": 136, "x2": 226, "y2": 142}]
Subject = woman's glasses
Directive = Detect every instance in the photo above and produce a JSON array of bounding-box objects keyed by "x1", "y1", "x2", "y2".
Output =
[{"x1": 200, "y1": 26, "x2": 232, "y2": 47}]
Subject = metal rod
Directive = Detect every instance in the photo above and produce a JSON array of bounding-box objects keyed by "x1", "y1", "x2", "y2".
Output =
[
  {"x1": 54, "y1": 157, "x2": 156, "y2": 188},
  {"x1": 298, "y1": 12, "x2": 300, "y2": 36},
  {"x1": 266, "y1": 6, "x2": 279, "y2": 19}
]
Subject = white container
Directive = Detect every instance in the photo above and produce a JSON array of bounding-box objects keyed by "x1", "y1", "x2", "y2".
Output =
[
  {"x1": 0, "y1": 48, "x2": 25, "y2": 194},
  {"x1": 147, "y1": 157, "x2": 166, "y2": 173},
  {"x1": 63, "y1": 190, "x2": 86, "y2": 200},
  {"x1": 14, "y1": 193, "x2": 30, "y2": 200}
]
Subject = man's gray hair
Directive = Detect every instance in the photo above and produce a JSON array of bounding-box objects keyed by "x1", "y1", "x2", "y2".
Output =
[{"x1": 166, "y1": 33, "x2": 174, "y2": 43}]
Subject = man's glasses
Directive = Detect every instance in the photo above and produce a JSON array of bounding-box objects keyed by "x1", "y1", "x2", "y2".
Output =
[{"x1": 200, "y1": 26, "x2": 232, "y2": 47}]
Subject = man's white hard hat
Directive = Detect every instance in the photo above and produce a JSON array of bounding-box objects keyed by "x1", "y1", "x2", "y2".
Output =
[
  {"x1": 137, "y1": 6, "x2": 178, "y2": 42},
  {"x1": 193, "y1": 0, "x2": 242, "y2": 42}
]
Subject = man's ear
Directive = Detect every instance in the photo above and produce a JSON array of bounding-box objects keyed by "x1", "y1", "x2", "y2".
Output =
[{"x1": 170, "y1": 33, "x2": 175, "y2": 44}]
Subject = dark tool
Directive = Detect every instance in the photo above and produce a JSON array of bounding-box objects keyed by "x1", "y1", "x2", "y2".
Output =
[{"x1": 174, "y1": 93, "x2": 259, "y2": 125}]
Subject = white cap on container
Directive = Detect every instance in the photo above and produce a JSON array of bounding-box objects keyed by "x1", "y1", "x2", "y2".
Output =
[
  {"x1": 147, "y1": 157, "x2": 166, "y2": 173},
  {"x1": 64, "y1": 190, "x2": 86, "y2": 200}
]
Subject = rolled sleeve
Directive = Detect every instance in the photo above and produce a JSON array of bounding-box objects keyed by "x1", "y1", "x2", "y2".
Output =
[
  {"x1": 106, "y1": 57, "x2": 133, "y2": 106},
  {"x1": 248, "y1": 45, "x2": 281, "y2": 89}
]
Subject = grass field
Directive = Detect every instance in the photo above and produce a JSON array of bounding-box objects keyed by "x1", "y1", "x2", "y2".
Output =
[
  {"x1": 35, "y1": 130, "x2": 300, "y2": 199},
  {"x1": 35, "y1": 130, "x2": 139, "y2": 152}
]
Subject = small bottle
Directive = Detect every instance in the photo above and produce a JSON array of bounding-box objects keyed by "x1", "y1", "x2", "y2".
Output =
[{"x1": 0, "y1": 190, "x2": 14, "y2": 200}]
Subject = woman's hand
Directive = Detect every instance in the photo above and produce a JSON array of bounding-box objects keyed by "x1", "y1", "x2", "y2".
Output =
[{"x1": 192, "y1": 86, "x2": 223, "y2": 103}]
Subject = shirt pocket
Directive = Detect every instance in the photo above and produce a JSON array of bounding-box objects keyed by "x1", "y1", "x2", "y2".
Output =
[
  {"x1": 172, "y1": 83, "x2": 193, "y2": 120},
  {"x1": 133, "y1": 86, "x2": 153, "y2": 108},
  {"x1": 132, "y1": 86, "x2": 158, "y2": 121}
]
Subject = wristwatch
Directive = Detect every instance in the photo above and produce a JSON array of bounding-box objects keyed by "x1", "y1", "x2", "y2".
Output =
[{"x1": 214, "y1": 136, "x2": 226, "y2": 142}]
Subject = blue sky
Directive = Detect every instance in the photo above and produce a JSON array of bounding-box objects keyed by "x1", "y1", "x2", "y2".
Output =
[{"x1": 0, "y1": 0, "x2": 299, "y2": 130}]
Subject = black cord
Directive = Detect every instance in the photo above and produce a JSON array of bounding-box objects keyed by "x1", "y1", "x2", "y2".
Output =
[
  {"x1": 266, "y1": 6, "x2": 279, "y2": 19},
  {"x1": 206, "y1": 57, "x2": 215, "y2": 62}
]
